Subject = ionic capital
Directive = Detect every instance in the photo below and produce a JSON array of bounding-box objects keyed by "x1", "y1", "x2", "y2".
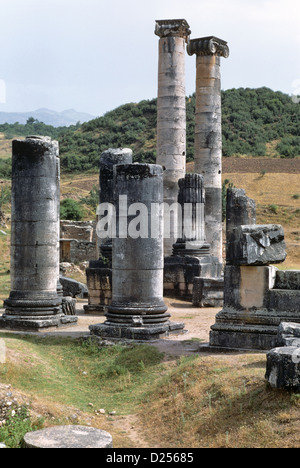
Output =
[
  {"x1": 155, "y1": 19, "x2": 191, "y2": 42},
  {"x1": 187, "y1": 36, "x2": 229, "y2": 58}
]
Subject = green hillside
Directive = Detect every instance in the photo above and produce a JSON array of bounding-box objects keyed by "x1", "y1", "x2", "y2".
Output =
[{"x1": 0, "y1": 87, "x2": 299, "y2": 178}]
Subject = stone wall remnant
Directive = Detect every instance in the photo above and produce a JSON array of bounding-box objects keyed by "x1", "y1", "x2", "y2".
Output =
[{"x1": 209, "y1": 187, "x2": 299, "y2": 350}]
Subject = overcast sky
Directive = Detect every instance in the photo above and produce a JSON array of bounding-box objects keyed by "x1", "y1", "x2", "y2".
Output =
[{"x1": 0, "y1": 0, "x2": 299, "y2": 117}]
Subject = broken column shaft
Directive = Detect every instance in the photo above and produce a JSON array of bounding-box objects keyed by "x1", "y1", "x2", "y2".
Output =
[
  {"x1": 187, "y1": 36, "x2": 229, "y2": 264},
  {"x1": 84, "y1": 148, "x2": 133, "y2": 314},
  {"x1": 172, "y1": 173, "x2": 209, "y2": 256},
  {"x1": 155, "y1": 19, "x2": 191, "y2": 256},
  {"x1": 89, "y1": 163, "x2": 184, "y2": 340},
  {"x1": 2, "y1": 136, "x2": 77, "y2": 330}
]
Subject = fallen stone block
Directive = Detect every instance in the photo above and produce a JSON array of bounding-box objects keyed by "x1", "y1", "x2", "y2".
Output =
[
  {"x1": 227, "y1": 224, "x2": 286, "y2": 266},
  {"x1": 266, "y1": 346, "x2": 300, "y2": 390},
  {"x1": 277, "y1": 322, "x2": 300, "y2": 347},
  {"x1": 59, "y1": 276, "x2": 88, "y2": 298}
]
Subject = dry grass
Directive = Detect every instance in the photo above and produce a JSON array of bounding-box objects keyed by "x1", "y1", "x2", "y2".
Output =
[
  {"x1": 138, "y1": 353, "x2": 300, "y2": 448},
  {"x1": 0, "y1": 135, "x2": 13, "y2": 160}
]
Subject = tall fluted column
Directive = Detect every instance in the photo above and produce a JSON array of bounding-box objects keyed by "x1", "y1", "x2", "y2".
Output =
[
  {"x1": 1, "y1": 136, "x2": 77, "y2": 330},
  {"x1": 187, "y1": 36, "x2": 229, "y2": 264},
  {"x1": 155, "y1": 19, "x2": 191, "y2": 256},
  {"x1": 172, "y1": 173, "x2": 210, "y2": 256}
]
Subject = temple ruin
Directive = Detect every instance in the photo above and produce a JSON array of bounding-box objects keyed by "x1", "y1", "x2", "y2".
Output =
[{"x1": 1, "y1": 17, "x2": 299, "y2": 361}]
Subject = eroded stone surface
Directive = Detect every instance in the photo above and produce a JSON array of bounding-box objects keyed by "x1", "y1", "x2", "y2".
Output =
[
  {"x1": 266, "y1": 347, "x2": 300, "y2": 390},
  {"x1": 23, "y1": 425, "x2": 113, "y2": 449},
  {"x1": 227, "y1": 224, "x2": 286, "y2": 266}
]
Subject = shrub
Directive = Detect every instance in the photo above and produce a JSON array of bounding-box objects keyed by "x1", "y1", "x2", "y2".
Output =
[{"x1": 60, "y1": 198, "x2": 84, "y2": 221}]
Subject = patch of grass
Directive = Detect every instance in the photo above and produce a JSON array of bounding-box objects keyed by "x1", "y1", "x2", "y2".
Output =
[
  {"x1": 269, "y1": 204, "x2": 279, "y2": 214},
  {"x1": 0, "y1": 406, "x2": 44, "y2": 448},
  {"x1": 0, "y1": 334, "x2": 165, "y2": 415}
]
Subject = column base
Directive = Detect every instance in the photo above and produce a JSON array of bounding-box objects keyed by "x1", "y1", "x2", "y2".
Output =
[
  {"x1": 83, "y1": 304, "x2": 106, "y2": 315},
  {"x1": 89, "y1": 320, "x2": 185, "y2": 341},
  {"x1": 0, "y1": 313, "x2": 78, "y2": 332}
]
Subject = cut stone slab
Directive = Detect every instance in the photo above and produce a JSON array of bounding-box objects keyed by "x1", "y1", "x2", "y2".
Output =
[
  {"x1": 192, "y1": 277, "x2": 224, "y2": 308},
  {"x1": 275, "y1": 270, "x2": 300, "y2": 290},
  {"x1": 266, "y1": 347, "x2": 300, "y2": 390},
  {"x1": 0, "y1": 314, "x2": 78, "y2": 332},
  {"x1": 277, "y1": 322, "x2": 300, "y2": 347},
  {"x1": 59, "y1": 276, "x2": 88, "y2": 298},
  {"x1": 227, "y1": 224, "x2": 286, "y2": 266},
  {"x1": 23, "y1": 425, "x2": 113, "y2": 449}
]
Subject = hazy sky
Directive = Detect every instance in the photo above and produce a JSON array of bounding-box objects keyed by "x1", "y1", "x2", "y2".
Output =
[{"x1": 0, "y1": 0, "x2": 299, "y2": 117}]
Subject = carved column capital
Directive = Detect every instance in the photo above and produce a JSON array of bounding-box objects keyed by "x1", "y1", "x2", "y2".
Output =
[
  {"x1": 187, "y1": 36, "x2": 229, "y2": 58},
  {"x1": 155, "y1": 19, "x2": 191, "y2": 42}
]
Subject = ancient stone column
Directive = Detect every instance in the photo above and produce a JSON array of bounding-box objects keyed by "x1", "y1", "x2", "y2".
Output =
[
  {"x1": 164, "y1": 173, "x2": 223, "y2": 303},
  {"x1": 155, "y1": 19, "x2": 191, "y2": 256},
  {"x1": 172, "y1": 173, "x2": 210, "y2": 256},
  {"x1": 1, "y1": 136, "x2": 77, "y2": 330},
  {"x1": 84, "y1": 148, "x2": 133, "y2": 314},
  {"x1": 89, "y1": 163, "x2": 184, "y2": 340},
  {"x1": 187, "y1": 36, "x2": 229, "y2": 264},
  {"x1": 98, "y1": 147, "x2": 133, "y2": 261}
]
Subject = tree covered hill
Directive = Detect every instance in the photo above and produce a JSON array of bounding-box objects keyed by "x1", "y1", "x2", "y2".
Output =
[{"x1": 0, "y1": 87, "x2": 299, "y2": 178}]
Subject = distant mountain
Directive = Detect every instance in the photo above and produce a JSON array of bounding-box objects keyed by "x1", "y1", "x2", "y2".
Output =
[{"x1": 0, "y1": 108, "x2": 96, "y2": 127}]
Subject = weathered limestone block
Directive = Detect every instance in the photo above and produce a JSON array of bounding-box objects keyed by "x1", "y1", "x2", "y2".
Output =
[
  {"x1": 266, "y1": 347, "x2": 300, "y2": 390},
  {"x1": 223, "y1": 265, "x2": 277, "y2": 310},
  {"x1": 210, "y1": 266, "x2": 300, "y2": 350},
  {"x1": 210, "y1": 265, "x2": 280, "y2": 350},
  {"x1": 164, "y1": 255, "x2": 222, "y2": 300},
  {"x1": 59, "y1": 276, "x2": 88, "y2": 298},
  {"x1": 226, "y1": 188, "x2": 256, "y2": 262},
  {"x1": 227, "y1": 224, "x2": 286, "y2": 266},
  {"x1": 277, "y1": 322, "x2": 300, "y2": 347},
  {"x1": 192, "y1": 277, "x2": 224, "y2": 307},
  {"x1": 275, "y1": 270, "x2": 300, "y2": 290},
  {"x1": 226, "y1": 188, "x2": 256, "y2": 235},
  {"x1": 61, "y1": 297, "x2": 77, "y2": 316}
]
